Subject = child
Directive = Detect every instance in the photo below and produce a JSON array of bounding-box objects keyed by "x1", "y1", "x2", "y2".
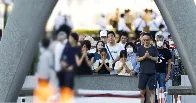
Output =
[
  {"x1": 114, "y1": 50, "x2": 134, "y2": 76},
  {"x1": 93, "y1": 48, "x2": 112, "y2": 74}
]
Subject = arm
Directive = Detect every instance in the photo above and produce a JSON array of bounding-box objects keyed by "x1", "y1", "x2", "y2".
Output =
[
  {"x1": 104, "y1": 62, "x2": 112, "y2": 72},
  {"x1": 113, "y1": 56, "x2": 120, "y2": 64},
  {"x1": 148, "y1": 56, "x2": 158, "y2": 62},
  {"x1": 116, "y1": 65, "x2": 123, "y2": 73},
  {"x1": 95, "y1": 62, "x2": 104, "y2": 73},
  {"x1": 85, "y1": 55, "x2": 93, "y2": 67},
  {"x1": 75, "y1": 54, "x2": 85, "y2": 67},
  {"x1": 125, "y1": 62, "x2": 133, "y2": 73},
  {"x1": 165, "y1": 59, "x2": 172, "y2": 81},
  {"x1": 136, "y1": 55, "x2": 146, "y2": 62}
]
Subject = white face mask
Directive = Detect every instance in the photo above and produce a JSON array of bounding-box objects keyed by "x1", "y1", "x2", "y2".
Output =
[
  {"x1": 157, "y1": 41, "x2": 164, "y2": 47},
  {"x1": 127, "y1": 48, "x2": 133, "y2": 53},
  {"x1": 161, "y1": 28, "x2": 166, "y2": 32}
]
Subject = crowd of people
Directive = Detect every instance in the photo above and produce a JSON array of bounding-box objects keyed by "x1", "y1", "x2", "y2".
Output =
[{"x1": 34, "y1": 8, "x2": 181, "y2": 103}]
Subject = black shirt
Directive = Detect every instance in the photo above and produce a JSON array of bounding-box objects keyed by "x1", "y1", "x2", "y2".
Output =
[
  {"x1": 137, "y1": 45, "x2": 158, "y2": 74},
  {"x1": 75, "y1": 53, "x2": 92, "y2": 75},
  {"x1": 155, "y1": 48, "x2": 172, "y2": 73},
  {"x1": 97, "y1": 62, "x2": 110, "y2": 74}
]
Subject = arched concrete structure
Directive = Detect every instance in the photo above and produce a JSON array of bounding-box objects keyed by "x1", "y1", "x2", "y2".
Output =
[
  {"x1": 155, "y1": 0, "x2": 196, "y2": 93},
  {"x1": 1, "y1": 0, "x2": 196, "y2": 102},
  {"x1": 0, "y1": 0, "x2": 57, "y2": 102}
]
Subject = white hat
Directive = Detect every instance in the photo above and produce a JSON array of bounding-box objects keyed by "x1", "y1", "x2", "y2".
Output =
[
  {"x1": 100, "y1": 30, "x2": 107, "y2": 37},
  {"x1": 84, "y1": 36, "x2": 94, "y2": 43}
]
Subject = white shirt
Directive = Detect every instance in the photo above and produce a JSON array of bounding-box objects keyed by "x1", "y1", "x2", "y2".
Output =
[
  {"x1": 54, "y1": 15, "x2": 65, "y2": 30},
  {"x1": 114, "y1": 61, "x2": 133, "y2": 76},
  {"x1": 117, "y1": 42, "x2": 126, "y2": 51},
  {"x1": 118, "y1": 18, "x2": 130, "y2": 32},
  {"x1": 106, "y1": 43, "x2": 121, "y2": 61},
  {"x1": 36, "y1": 49, "x2": 54, "y2": 79},
  {"x1": 98, "y1": 17, "x2": 106, "y2": 30},
  {"x1": 147, "y1": 19, "x2": 159, "y2": 31},
  {"x1": 155, "y1": 31, "x2": 170, "y2": 41},
  {"x1": 93, "y1": 59, "x2": 113, "y2": 70},
  {"x1": 54, "y1": 42, "x2": 65, "y2": 72},
  {"x1": 133, "y1": 18, "x2": 146, "y2": 31}
]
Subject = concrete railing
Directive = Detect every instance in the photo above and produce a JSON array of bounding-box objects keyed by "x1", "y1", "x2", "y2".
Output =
[{"x1": 19, "y1": 75, "x2": 139, "y2": 96}]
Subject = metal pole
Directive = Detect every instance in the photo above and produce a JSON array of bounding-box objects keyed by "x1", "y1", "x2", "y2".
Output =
[
  {"x1": 154, "y1": 0, "x2": 196, "y2": 94},
  {"x1": 0, "y1": 0, "x2": 57, "y2": 102}
]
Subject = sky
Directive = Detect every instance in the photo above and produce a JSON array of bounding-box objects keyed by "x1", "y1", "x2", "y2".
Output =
[{"x1": 46, "y1": 0, "x2": 159, "y2": 31}]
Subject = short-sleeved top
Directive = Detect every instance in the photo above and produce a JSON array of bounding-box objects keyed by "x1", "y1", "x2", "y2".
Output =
[
  {"x1": 156, "y1": 48, "x2": 172, "y2": 73},
  {"x1": 136, "y1": 45, "x2": 158, "y2": 74},
  {"x1": 61, "y1": 43, "x2": 80, "y2": 68},
  {"x1": 106, "y1": 44, "x2": 121, "y2": 61},
  {"x1": 93, "y1": 59, "x2": 112, "y2": 74},
  {"x1": 114, "y1": 61, "x2": 133, "y2": 76}
]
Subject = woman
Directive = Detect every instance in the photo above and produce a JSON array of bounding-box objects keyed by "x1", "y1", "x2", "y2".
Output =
[
  {"x1": 93, "y1": 41, "x2": 110, "y2": 62},
  {"x1": 125, "y1": 42, "x2": 140, "y2": 75},
  {"x1": 114, "y1": 50, "x2": 133, "y2": 76},
  {"x1": 93, "y1": 48, "x2": 112, "y2": 74},
  {"x1": 75, "y1": 40, "x2": 93, "y2": 75}
]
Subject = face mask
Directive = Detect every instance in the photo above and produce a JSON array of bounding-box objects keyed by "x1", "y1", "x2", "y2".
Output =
[
  {"x1": 127, "y1": 48, "x2": 133, "y2": 53},
  {"x1": 157, "y1": 41, "x2": 163, "y2": 47},
  {"x1": 161, "y1": 28, "x2": 166, "y2": 32}
]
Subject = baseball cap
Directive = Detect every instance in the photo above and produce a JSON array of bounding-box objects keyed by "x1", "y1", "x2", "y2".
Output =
[{"x1": 100, "y1": 30, "x2": 107, "y2": 37}]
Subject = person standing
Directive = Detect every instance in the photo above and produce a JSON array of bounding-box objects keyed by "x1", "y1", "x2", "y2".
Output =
[
  {"x1": 136, "y1": 32, "x2": 158, "y2": 103},
  {"x1": 155, "y1": 35, "x2": 172, "y2": 103},
  {"x1": 54, "y1": 31, "x2": 67, "y2": 72},
  {"x1": 117, "y1": 13, "x2": 131, "y2": 35}
]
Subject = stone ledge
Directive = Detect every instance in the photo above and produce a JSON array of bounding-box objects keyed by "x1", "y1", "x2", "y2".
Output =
[
  {"x1": 168, "y1": 86, "x2": 195, "y2": 95},
  {"x1": 19, "y1": 75, "x2": 139, "y2": 96}
]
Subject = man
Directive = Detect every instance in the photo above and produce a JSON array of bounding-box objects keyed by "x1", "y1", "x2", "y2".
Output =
[
  {"x1": 147, "y1": 13, "x2": 159, "y2": 41},
  {"x1": 117, "y1": 13, "x2": 130, "y2": 35},
  {"x1": 155, "y1": 24, "x2": 170, "y2": 41},
  {"x1": 155, "y1": 35, "x2": 172, "y2": 103},
  {"x1": 136, "y1": 32, "x2": 158, "y2": 103},
  {"x1": 133, "y1": 14, "x2": 146, "y2": 39},
  {"x1": 98, "y1": 14, "x2": 106, "y2": 31},
  {"x1": 117, "y1": 31, "x2": 128, "y2": 51},
  {"x1": 100, "y1": 30, "x2": 108, "y2": 44},
  {"x1": 106, "y1": 31, "x2": 121, "y2": 71}
]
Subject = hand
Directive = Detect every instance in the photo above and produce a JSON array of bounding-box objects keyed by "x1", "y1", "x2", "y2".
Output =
[
  {"x1": 67, "y1": 66, "x2": 73, "y2": 71},
  {"x1": 122, "y1": 62, "x2": 126, "y2": 67},
  {"x1": 102, "y1": 59, "x2": 105, "y2": 65},
  {"x1": 145, "y1": 51, "x2": 150, "y2": 58},
  {"x1": 61, "y1": 61, "x2": 67, "y2": 68},
  {"x1": 165, "y1": 75, "x2": 170, "y2": 82}
]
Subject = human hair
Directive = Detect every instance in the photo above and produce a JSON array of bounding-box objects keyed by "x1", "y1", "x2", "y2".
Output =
[
  {"x1": 156, "y1": 35, "x2": 164, "y2": 41},
  {"x1": 159, "y1": 24, "x2": 165, "y2": 30},
  {"x1": 107, "y1": 31, "x2": 115, "y2": 38},
  {"x1": 125, "y1": 42, "x2": 136, "y2": 52},
  {"x1": 120, "y1": 50, "x2": 127, "y2": 58},
  {"x1": 70, "y1": 32, "x2": 79, "y2": 42},
  {"x1": 81, "y1": 40, "x2": 91, "y2": 50},
  {"x1": 142, "y1": 32, "x2": 152, "y2": 39},
  {"x1": 120, "y1": 13, "x2": 125, "y2": 18},
  {"x1": 96, "y1": 40, "x2": 105, "y2": 52},
  {"x1": 41, "y1": 37, "x2": 50, "y2": 49},
  {"x1": 100, "y1": 48, "x2": 107, "y2": 54},
  {"x1": 117, "y1": 31, "x2": 128, "y2": 43}
]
